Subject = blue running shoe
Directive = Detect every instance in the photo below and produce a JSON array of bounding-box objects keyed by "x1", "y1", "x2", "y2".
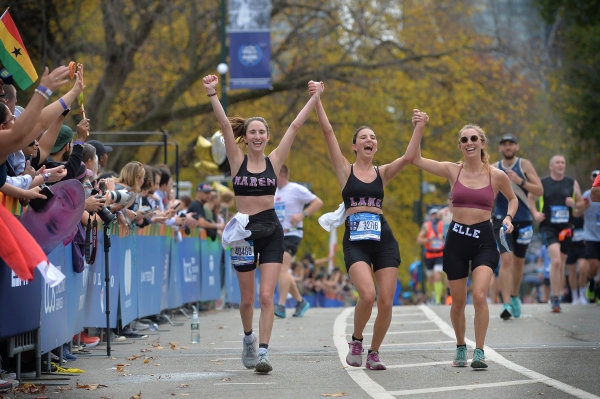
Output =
[
  {"x1": 452, "y1": 346, "x2": 467, "y2": 367},
  {"x1": 254, "y1": 353, "x2": 272, "y2": 373},
  {"x1": 510, "y1": 296, "x2": 521, "y2": 318},
  {"x1": 551, "y1": 296, "x2": 561, "y2": 313},
  {"x1": 274, "y1": 304, "x2": 286, "y2": 319},
  {"x1": 500, "y1": 303, "x2": 513, "y2": 320},
  {"x1": 292, "y1": 300, "x2": 310, "y2": 317},
  {"x1": 62, "y1": 345, "x2": 77, "y2": 361},
  {"x1": 471, "y1": 348, "x2": 487, "y2": 369}
]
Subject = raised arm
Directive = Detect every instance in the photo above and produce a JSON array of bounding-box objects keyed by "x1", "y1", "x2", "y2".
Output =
[
  {"x1": 203, "y1": 75, "x2": 244, "y2": 172},
  {"x1": 314, "y1": 92, "x2": 350, "y2": 190},
  {"x1": 268, "y1": 81, "x2": 323, "y2": 172},
  {"x1": 0, "y1": 66, "x2": 70, "y2": 159},
  {"x1": 37, "y1": 113, "x2": 67, "y2": 161},
  {"x1": 380, "y1": 110, "x2": 427, "y2": 186},
  {"x1": 411, "y1": 144, "x2": 455, "y2": 181}
]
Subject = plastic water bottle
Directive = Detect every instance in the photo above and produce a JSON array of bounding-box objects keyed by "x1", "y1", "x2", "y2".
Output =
[{"x1": 190, "y1": 305, "x2": 200, "y2": 344}]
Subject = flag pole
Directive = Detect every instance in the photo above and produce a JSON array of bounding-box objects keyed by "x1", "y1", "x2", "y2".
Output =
[{"x1": 0, "y1": 7, "x2": 10, "y2": 20}]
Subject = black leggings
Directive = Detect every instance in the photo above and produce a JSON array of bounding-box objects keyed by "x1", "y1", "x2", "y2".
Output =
[{"x1": 443, "y1": 220, "x2": 499, "y2": 280}]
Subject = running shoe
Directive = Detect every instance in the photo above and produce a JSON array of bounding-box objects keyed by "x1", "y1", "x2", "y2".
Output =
[
  {"x1": 254, "y1": 352, "x2": 272, "y2": 373},
  {"x1": 510, "y1": 296, "x2": 521, "y2": 318},
  {"x1": 586, "y1": 280, "x2": 596, "y2": 302},
  {"x1": 62, "y1": 345, "x2": 77, "y2": 361},
  {"x1": 274, "y1": 304, "x2": 286, "y2": 319},
  {"x1": 452, "y1": 346, "x2": 468, "y2": 367},
  {"x1": 0, "y1": 379, "x2": 12, "y2": 393},
  {"x1": 551, "y1": 297, "x2": 561, "y2": 313},
  {"x1": 471, "y1": 348, "x2": 487, "y2": 369},
  {"x1": 292, "y1": 300, "x2": 310, "y2": 317},
  {"x1": 241, "y1": 334, "x2": 258, "y2": 369},
  {"x1": 346, "y1": 340, "x2": 363, "y2": 367},
  {"x1": 500, "y1": 302, "x2": 513, "y2": 320},
  {"x1": 365, "y1": 351, "x2": 386, "y2": 370},
  {"x1": 75, "y1": 332, "x2": 100, "y2": 348}
]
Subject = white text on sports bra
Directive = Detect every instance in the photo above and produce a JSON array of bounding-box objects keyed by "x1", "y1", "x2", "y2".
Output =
[
  {"x1": 348, "y1": 197, "x2": 382, "y2": 208},
  {"x1": 233, "y1": 176, "x2": 276, "y2": 187},
  {"x1": 452, "y1": 222, "x2": 480, "y2": 238}
]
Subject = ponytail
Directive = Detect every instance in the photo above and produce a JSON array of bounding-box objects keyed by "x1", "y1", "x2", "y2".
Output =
[{"x1": 228, "y1": 116, "x2": 270, "y2": 145}]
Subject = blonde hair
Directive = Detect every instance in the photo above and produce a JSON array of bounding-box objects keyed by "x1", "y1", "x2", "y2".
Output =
[
  {"x1": 117, "y1": 161, "x2": 145, "y2": 193},
  {"x1": 457, "y1": 124, "x2": 490, "y2": 172},
  {"x1": 228, "y1": 116, "x2": 269, "y2": 146}
]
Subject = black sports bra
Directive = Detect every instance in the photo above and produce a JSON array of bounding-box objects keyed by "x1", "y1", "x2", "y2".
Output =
[
  {"x1": 232, "y1": 155, "x2": 277, "y2": 197},
  {"x1": 342, "y1": 165, "x2": 384, "y2": 210}
]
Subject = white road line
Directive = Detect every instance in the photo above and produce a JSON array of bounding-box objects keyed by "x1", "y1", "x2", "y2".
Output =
[
  {"x1": 419, "y1": 305, "x2": 600, "y2": 399},
  {"x1": 380, "y1": 340, "x2": 455, "y2": 347},
  {"x1": 388, "y1": 379, "x2": 541, "y2": 395},
  {"x1": 356, "y1": 329, "x2": 441, "y2": 336},
  {"x1": 347, "y1": 320, "x2": 431, "y2": 327},
  {"x1": 214, "y1": 382, "x2": 276, "y2": 385},
  {"x1": 386, "y1": 360, "x2": 471, "y2": 369},
  {"x1": 334, "y1": 307, "x2": 396, "y2": 399}
]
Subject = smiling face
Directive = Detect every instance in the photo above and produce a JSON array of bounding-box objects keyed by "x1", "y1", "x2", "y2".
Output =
[
  {"x1": 499, "y1": 140, "x2": 519, "y2": 160},
  {"x1": 352, "y1": 128, "x2": 377, "y2": 158},
  {"x1": 243, "y1": 120, "x2": 269, "y2": 152},
  {"x1": 458, "y1": 128, "x2": 485, "y2": 159},
  {"x1": 19, "y1": 180, "x2": 86, "y2": 254}
]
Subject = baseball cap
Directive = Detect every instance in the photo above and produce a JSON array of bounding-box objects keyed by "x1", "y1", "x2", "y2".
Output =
[
  {"x1": 51, "y1": 125, "x2": 75, "y2": 153},
  {"x1": 428, "y1": 207, "x2": 440, "y2": 215},
  {"x1": 196, "y1": 182, "x2": 212, "y2": 193},
  {"x1": 75, "y1": 162, "x2": 93, "y2": 180},
  {"x1": 591, "y1": 170, "x2": 599, "y2": 180},
  {"x1": 499, "y1": 134, "x2": 518, "y2": 144},
  {"x1": 88, "y1": 140, "x2": 113, "y2": 157}
]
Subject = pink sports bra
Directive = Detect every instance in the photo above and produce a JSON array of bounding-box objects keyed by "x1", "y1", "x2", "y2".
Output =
[{"x1": 450, "y1": 165, "x2": 494, "y2": 211}]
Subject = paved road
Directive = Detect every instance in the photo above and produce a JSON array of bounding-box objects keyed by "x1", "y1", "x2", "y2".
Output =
[{"x1": 12, "y1": 303, "x2": 600, "y2": 398}]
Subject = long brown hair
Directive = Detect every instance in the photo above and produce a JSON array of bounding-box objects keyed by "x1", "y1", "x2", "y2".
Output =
[
  {"x1": 457, "y1": 124, "x2": 490, "y2": 172},
  {"x1": 229, "y1": 116, "x2": 269, "y2": 146}
]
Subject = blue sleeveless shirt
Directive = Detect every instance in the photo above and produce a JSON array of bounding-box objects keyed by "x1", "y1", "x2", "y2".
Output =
[{"x1": 493, "y1": 158, "x2": 532, "y2": 222}]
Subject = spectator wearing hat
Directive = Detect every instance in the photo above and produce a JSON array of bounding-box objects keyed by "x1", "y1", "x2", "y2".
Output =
[
  {"x1": 87, "y1": 140, "x2": 112, "y2": 171},
  {"x1": 417, "y1": 207, "x2": 446, "y2": 304},
  {"x1": 40, "y1": 119, "x2": 90, "y2": 182},
  {"x1": 187, "y1": 182, "x2": 224, "y2": 237}
]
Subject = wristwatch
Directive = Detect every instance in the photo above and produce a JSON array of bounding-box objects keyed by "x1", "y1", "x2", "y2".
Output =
[
  {"x1": 303, "y1": 211, "x2": 308, "y2": 218},
  {"x1": 520, "y1": 179, "x2": 526, "y2": 187}
]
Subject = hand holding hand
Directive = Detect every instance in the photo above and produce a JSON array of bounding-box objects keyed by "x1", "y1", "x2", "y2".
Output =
[{"x1": 203, "y1": 75, "x2": 219, "y2": 94}]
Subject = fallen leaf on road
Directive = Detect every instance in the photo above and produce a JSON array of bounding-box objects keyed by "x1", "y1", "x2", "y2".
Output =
[
  {"x1": 169, "y1": 342, "x2": 178, "y2": 346},
  {"x1": 128, "y1": 355, "x2": 143, "y2": 360},
  {"x1": 141, "y1": 349, "x2": 152, "y2": 353},
  {"x1": 221, "y1": 378, "x2": 231, "y2": 381},
  {"x1": 111, "y1": 357, "x2": 118, "y2": 360},
  {"x1": 75, "y1": 382, "x2": 108, "y2": 391},
  {"x1": 178, "y1": 384, "x2": 188, "y2": 388},
  {"x1": 155, "y1": 346, "x2": 164, "y2": 350},
  {"x1": 322, "y1": 393, "x2": 345, "y2": 397},
  {"x1": 144, "y1": 359, "x2": 150, "y2": 364},
  {"x1": 218, "y1": 326, "x2": 225, "y2": 329},
  {"x1": 181, "y1": 394, "x2": 190, "y2": 396},
  {"x1": 154, "y1": 364, "x2": 161, "y2": 366},
  {"x1": 116, "y1": 366, "x2": 124, "y2": 372},
  {"x1": 179, "y1": 346, "x2": 189, "y2": 350},
  {"x1": 130, "y1": 392, "x2": 142, "y2": 399}
]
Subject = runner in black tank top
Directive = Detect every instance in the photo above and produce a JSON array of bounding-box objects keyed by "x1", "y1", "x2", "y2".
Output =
[
  {"x1": 204, "y1": 74, "x2": 323, "y2": 374},
  {"x1": 530, "y1": 154, "x2": 583, "y2": 313},
  {"x1": 314, "y1": 85, "x2": 427, "y2": 371}
]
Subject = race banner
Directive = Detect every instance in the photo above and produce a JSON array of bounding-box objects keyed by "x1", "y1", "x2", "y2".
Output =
[{"x1": 228, "y1": 0, "x2": 271, "y2": 89}]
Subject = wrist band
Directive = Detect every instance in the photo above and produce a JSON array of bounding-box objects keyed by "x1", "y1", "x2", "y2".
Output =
[
  {"x1": 207, "y1": 92, "x2": 218, "y2": 97},
  {"x1": 34, "y1": 89, "x2": 49, "y2": 101},
  {"x1": 37, "y1": 85, "x2": 53, "y2": 97},
  {"x1": 43, "y1": 173, "x2": 49, "y2": 182},
  {"x1": 506, "y1": 213, "x2": 513, "y2": 220},
  {"x1": 58, "y1": 97, "x2": 68, "y2": 110},
  {"x1": 73, "y1": 140, "x2": 85, "y2": 146}
]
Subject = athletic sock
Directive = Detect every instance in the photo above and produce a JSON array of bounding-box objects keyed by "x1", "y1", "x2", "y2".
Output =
[
  {"x1": 572, "y1": 290, "x2": 579, "y2": 302},
  {"x1": 579, "y1": 288, "x2": 587, "y2": 298},
  {"x1": 258, "y1": 344, "x2": 268, "y2": 355},
  {"x1": 243, "y1": 330, "x2": 254, "y2": 343},
  {"x1": 457, "y1": 344, "x2": 467, "y2": 349},
  {"x1": 352, "y1": 335, "x2": 363, "y2": 343},
  {"x1": 434, "y1": 282, "x2": 443, "y2": 304}
]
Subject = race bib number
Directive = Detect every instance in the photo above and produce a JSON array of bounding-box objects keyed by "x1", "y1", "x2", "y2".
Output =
[
  {"x1": 516, "y1": 225, "x2": 533, "y2": 245},
  {"x1": 430, "y1": 238, "x2": 443, "y2": 250},
  {"x1": 349, "y1": 213, "x2": 381, "y2": 241},
  {"x1": 572, "y1": 228, "x2": 584, "y2": 242},
  {"x1": 230, "y1": 240, "x2": 255, "y2": 266},
  {"x1": 550, "y1": 205, "x2": 569, "y2": 224},
  {"x1": 274, "y1": 202, "x2": 285, "y2": 222}
]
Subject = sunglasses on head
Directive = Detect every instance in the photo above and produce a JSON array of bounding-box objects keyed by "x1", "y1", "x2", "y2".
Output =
[{"x1": 460, "y1": 135, "x2": 480, "y2": 143}]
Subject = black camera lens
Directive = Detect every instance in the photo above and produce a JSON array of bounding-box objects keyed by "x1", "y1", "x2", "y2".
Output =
[{"x1": 97, "y1": 206, "x2": 117, "y2": 225}]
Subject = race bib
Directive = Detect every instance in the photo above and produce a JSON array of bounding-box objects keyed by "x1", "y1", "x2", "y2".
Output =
[
  {"x1": 230, "y1": 240, "x2": 255, "y2": 266},
  {"x1": 550, "y1": 205, "x2": 569, "y2": 224},
  {"x1": 516, "y1": 225, "x2": 533, "y2": 245},
  {"x1": 596, "y1": 211, "x2": 600, "y2": 226},
  {"x1": 349, "y1": 213, "x2": 381, "y2": 241},
  {"x1": 274, "y1": 202, "x2": 285, "y2": 222},
  {"x1": 572, "y1": 228, "x2": 584, "y2": 242},
  {"x1": 430, "y1": 238, "x2": 443, "y2": 250}
]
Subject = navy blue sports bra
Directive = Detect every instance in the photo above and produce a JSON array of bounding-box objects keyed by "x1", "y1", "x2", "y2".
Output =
[
  {"x1": 342, "y1": 165, "x2": 384, "y2": 210},
  {"x1": 232, "y1": 155, "x2": 277, "y2": 197}
]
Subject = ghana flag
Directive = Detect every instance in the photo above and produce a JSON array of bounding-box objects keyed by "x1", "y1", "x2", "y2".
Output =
[{"x1": 0, "y1": 10, "x2": 37, "y2": 89}]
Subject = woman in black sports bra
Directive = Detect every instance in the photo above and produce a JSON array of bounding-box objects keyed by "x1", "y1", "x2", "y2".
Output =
[
  {"x1": 203, "y1": 75, "x2": 323, "y2": 374},
  {"x1": 313, "y1": 83, "x2": 427, "y2": 370}
]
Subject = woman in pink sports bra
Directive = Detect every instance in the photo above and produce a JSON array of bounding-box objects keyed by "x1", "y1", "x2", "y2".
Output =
[{"x1": 411, "y1": 119, "x2": 517, "y2": 369}]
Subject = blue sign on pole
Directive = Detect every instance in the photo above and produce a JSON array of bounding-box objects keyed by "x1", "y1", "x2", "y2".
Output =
[
  {"x1": 0, "y1": 259, "x2": 42, "y2": 338},
  {"x1": 118, "y1": 235, "x2": 138, "y2": 328},
  {"x1": 229, "y1": 32, "x2": 271, "y2": 89},
  {"x1": 200, "y1": 238, "x2": 222, "y2": 301},
  {"x1": 41, "y1": 245, "x2": 69, "y2": 353}
]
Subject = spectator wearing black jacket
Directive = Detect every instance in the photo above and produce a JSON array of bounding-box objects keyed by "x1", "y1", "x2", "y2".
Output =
[{"x1": 39, "y1": 120, "x2": 90, "y2": 182}]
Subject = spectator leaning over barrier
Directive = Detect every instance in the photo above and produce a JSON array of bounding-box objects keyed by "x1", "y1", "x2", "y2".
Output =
[
  {"x1": 3, "y1": 84, "x2": 26, "y2": 175},
  {"x1": 87, "y1": 140, "x2": 112, "y2": 173},
  {"x1": 107, "y1": 161, "x2": 147, "y2": 230},
  {"x1": 187, "y1": 182, "x2": 223, "y2": 239},
  {"x1": 154, "y1": 167, "x2": 172, "y2": 213},
  {"x1": 40, "y1": 120, "x2": 90, "y2": 182}
]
